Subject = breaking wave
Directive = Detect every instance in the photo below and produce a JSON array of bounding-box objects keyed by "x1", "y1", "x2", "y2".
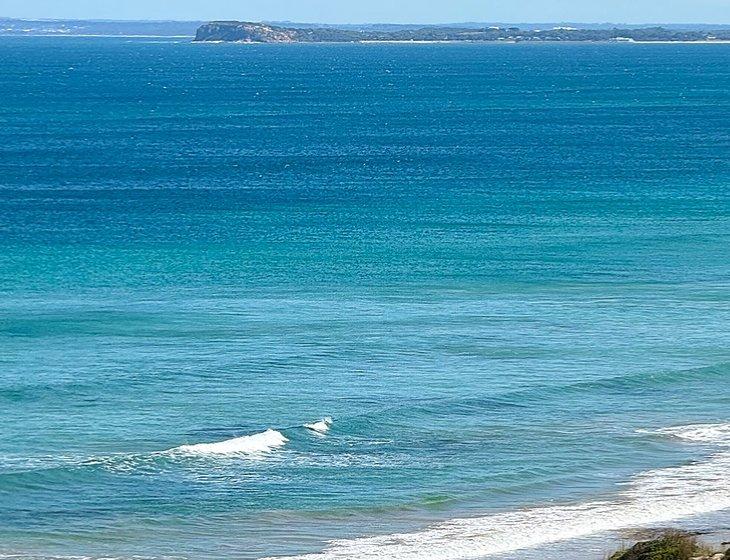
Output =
[
  {"x1": 2, "y1": 418, "x2": 337, "y2": 476},
  {"x1": 304, "y1": 417, "x2": 333, "y2": 434},
  {"x1": 166, "y1": 429, "x2": 288, "y2": 456},
  {"x1": 649, "y1": 423, "x2": 730, "y2": 446},
  {"x1": 266, "y1": 423, "x2": 730, "y2": 560}
]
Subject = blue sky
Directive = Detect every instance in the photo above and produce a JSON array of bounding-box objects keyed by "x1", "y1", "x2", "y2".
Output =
[{"x1": 2, "y1": 0, "x2": 729, "y2": 23}]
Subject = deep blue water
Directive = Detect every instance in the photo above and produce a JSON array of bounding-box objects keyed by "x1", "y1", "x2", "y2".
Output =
[{"x1": 1, "y1": 37, "x2": 729, "y2": 560}]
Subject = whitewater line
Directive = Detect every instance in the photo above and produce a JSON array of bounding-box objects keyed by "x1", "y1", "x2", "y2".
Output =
[
  {"x1": 264, "y1": 423, "x2": 730, "y2": 560},
  {"x1": 166, "y1": 417, "x2": 334, "y2": 456}
]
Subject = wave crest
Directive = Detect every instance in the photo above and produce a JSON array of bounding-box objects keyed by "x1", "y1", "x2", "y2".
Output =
[
  {"x1": 650, "y1": 423, "x2": 730, "y2": 446},
  {"x1": 304, "y1": 417, "x2": 333, "y2": 434},
  {"x1": 168, "y1": 429, "x2": 288, "y2": 456}
]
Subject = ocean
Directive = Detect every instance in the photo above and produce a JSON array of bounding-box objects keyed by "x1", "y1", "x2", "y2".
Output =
[{"x1": 0, "y1": 37, "x2": 729, "y2": 560}]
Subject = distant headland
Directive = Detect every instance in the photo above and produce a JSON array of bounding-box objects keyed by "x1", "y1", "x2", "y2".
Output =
[
  {"x1": 194, "y1": 21, "x2": 730, "y2": 43},
  {"x1": 1, "y1": 18, "x2": 729, "y2": 41}
]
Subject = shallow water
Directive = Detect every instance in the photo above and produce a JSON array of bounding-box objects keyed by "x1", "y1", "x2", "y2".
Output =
[{"x1": 0, "y1": 38, "x2": 729, "y2": 560}]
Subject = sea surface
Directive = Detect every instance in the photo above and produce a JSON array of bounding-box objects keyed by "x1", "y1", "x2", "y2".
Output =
[{"x1": 1, "y1": 37, "x2": 729, "y2": 560}]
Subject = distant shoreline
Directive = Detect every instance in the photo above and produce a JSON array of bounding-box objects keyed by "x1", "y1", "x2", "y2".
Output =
[
  {"x1": 633, "y1": 39, "x2": 730, "y2": 43},
  {"x1": 3, "y1": 35, "x2": 730, "y2": 44},
  {"x1": 0, "y1": 34, "x2": 195, "y2": 38},
  {"x1": 192, "y1": 38, "x2": 730, "y2": 44},
  {"x1": 193, "y1": 20, "x2": 730, "y2": 44}
]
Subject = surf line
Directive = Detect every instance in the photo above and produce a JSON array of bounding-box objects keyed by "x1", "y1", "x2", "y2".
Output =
[
  {"x1": 166, "y1": 417, "x2": 334, "y2": 456},
  {"x1": 264, "y1": 423, "x2": 730, "y2": 560}
]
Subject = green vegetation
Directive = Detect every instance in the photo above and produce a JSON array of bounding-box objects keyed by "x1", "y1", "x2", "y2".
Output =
[
  {"x1": 194, "y1": 21, "x2": 730, "y2": 43},
  {"x1": 608, "y1": 532, "x2": 724, "y2": 560}
]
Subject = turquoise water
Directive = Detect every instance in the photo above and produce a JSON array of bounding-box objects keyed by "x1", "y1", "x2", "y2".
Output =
[{"x1": 1, "y1": 38, "x2": 729, "y2": 560}]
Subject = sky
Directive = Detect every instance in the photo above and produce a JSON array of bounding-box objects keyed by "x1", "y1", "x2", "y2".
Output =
[{"x1": 2, "y1": 0, "x2": 729, "y2": 24}]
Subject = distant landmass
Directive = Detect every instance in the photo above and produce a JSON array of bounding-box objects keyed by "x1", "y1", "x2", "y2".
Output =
[
  {"x1": 0, "y1": 18, "x2": 202, "y2": 36},
  {"x1": 195, "y1": 21, "x2": 730, "y2": 43},
  {"x1": 1, "y1": 17, "x2": 729, "y2": 41},
  {"x1": 268, "y1": 22, "x2": 730, "y2": 31}
]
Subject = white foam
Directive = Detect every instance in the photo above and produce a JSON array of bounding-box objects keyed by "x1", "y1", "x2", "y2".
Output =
[
  {"x1": 651, "y1": 423, "x2": 730, "y2": 446},
  {"x1": 265, "y1": 423, "x2": 730, "y2": 560},
  {"x1": 169, "y1": 429, "x2": 288, "y2": 456},
  {"x1": 304, "y1": 417, "x2": 334, "y2": 434}
]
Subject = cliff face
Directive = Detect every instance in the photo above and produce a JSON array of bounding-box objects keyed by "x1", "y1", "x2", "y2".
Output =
[{"x1": 194, "y1": 22, "x2": 300, "y2": 42}]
